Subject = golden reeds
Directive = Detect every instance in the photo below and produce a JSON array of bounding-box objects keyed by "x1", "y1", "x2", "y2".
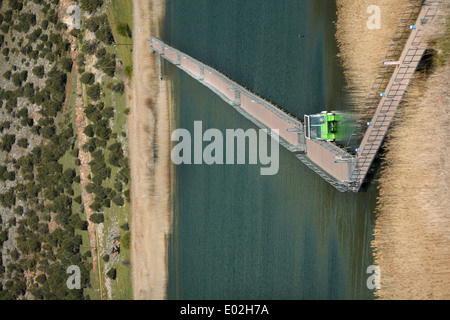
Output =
[
  {"x1": 372, "y1": 61, "x2": 450, "y2": 299},
  {"x1": 336, "y1": 0, "x2": 450, "y2": 299},
  {"x1": 370, "y1": 1, "x2": 450, "y2": 299},
  {"x1": 335, "y1": 0, "x2": 410, "y2": 104}
]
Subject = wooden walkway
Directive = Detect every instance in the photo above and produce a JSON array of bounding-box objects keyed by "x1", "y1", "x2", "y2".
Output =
[
  {"x1": 149, "y1": 1, "x2": 439, "y2": 192},
  {"x1": 350, "y1": 3, "x2": 438, "y2": 192},
  {"x1": 150, "y1": 38, "x2": 305, "y2": 153}
]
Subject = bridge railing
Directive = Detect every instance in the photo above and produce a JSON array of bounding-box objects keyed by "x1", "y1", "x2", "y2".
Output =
[{"x1": 345, "y1": 0, "x2": 424, "y2": 149}]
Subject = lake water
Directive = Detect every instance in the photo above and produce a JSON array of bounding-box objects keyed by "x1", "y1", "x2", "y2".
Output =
[{"x1": 163, "y1": 0, "x2": 378, "y2": 300}]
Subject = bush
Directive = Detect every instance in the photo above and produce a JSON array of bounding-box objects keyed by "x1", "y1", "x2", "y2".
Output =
[
  {"x1": 60, "y1": 57, "x2": 73, "y2": 73},
  {"x1": 3, "y1": 70, "x2": 11, "y2": 80},
  {"x1": 124, "y1": 65, "x2": 132, "y2": 78},
  {"x1": 1, "y1": 134, "x2": 16, "y2": 152},
  {"x1": 35, "y1": 274, "x2": 47, "y2": 284},
  {"x1": 80, "y1": 72, "x2": 95, "y2": 85},
  {"x1": 120, "y1": 232, "x2": 130, "y2": 249},
  {"x1": 76, "y1": 220, "x2": 88, "y2": 231},
  {"x1": 112, "y1": 82, "x2": 125, "y2": 94},
  {"x1": 17, "y1": 138, "x2": 28, "y2": 149},
  {"x1": 80, "y1": 0, "x2": 103, "y2": 13},
  {"x1": 95, "y1": 25, "x2": 114, "y2": 45},
  {"x1": 89, "y1": 213, "x2": 104, "y2": 224},
  {"x1": 116, "y1": 23, "x2": 132, "y2": 38},
  {"x1": 87, "y1": 83, "x2": 101, "y2": 101},
  {"x1": 106, "y1": 268, "x2": 116, "y2": 280},
  {"x1": 84, "y1": 18, "x2": 99, "y2": 32},
  {"x1": 32, "y1": 65, "x2": 45, "y2": 78},
  {"x1": 96, "y1": 47, "x2": 106, "y2": 58},
  {"x1": 82, "y1": 41, "x2": 98, "y2": 55}
]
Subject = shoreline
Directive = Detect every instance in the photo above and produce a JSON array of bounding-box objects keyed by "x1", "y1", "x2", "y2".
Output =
[{"x1": 129, "y1": 0, "x2": 171, "y2": 300}]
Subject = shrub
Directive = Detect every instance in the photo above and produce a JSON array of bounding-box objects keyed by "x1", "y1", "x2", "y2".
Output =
[
  {"x1": 106, "y1": 268, "x2": 116, "y2": 280},
  {"x1": 17, "y1": 138, "x2": 28, "y2": 149},
  {"x1": 84, "y1": 18, "x2": 99, "y2": 32},
  {"x1": 76, "y1": 220, "x2": 88, "y2": 231},
  {"x1": 87, "y1": 83, "x2": 101, "y2": 101},
  {"x1": 89, "y1": 213, "x2": 104, "y2": 224},
  {"x1": 32, "y1": 65, "x2": 45, "y2": 78},
  {"x1": 80, "y1": 72, "x2": 95, "y2": 85},
  {"x1": 120, "y1": 232, "x2": 130, "y2": 249},
  {"x1": 112, "y1": 82, "x2": 125, "y2": 94},
  {"x1": 124, "y1": 65, "x2": 132, "y2": 78},
  {"x1": 60, "y1": 57, "x2": 73, "y2": 73},
  {"x1": 95, "y1": 25, "x2": 114, "y2": 45},
  {"x1": 1, "y1": 134, "x2": 16, "y2": 152},
  {"x1": 116, "y1": 23, "x2": 132, "y2": 38},
  {"x1": 82, "y1": 41, "x2": 98, "y2": 55},
  {"x1": 80, "y1": 0, "x2": 103, "y2": 13}
]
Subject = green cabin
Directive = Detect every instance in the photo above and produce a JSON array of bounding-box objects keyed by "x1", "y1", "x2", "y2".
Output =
[{"x1": 304, "y1": 112, "x2": 338, "y2": 141}]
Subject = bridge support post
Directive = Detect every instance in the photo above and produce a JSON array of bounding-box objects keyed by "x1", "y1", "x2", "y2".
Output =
[
  {"x1": 199, "y1": 67, "x2": 205, "y2": 81},
  {"x1": 234, "y1": 89, "x2": 241, "y2": 106}
]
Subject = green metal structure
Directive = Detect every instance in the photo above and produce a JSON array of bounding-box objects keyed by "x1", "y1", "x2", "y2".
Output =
[{"x1": 304, "y1": 112, "x2": 339, "y2": 142}]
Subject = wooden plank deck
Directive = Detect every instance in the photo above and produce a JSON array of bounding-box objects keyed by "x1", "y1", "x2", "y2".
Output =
[
  {"x1": 150, "y1": 1, "x2": 437, "y2": 192},
  {"x1": 353, "y1": 5, "x2": 432, "y2": 191}
]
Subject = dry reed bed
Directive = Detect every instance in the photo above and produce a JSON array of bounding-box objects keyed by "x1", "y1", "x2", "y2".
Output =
[
  {"x1": 335, "y1": 0, "x2": 410, "y2": 103},
  {"x1": 372, "y1": 62, "x2": 450, "y2": 299},
  {"x1": 370, "y1": 2, "x2": 450, "y2": 299},
  {"x1": 336, "y1": 0, "x2": 450, "y2": 299}
]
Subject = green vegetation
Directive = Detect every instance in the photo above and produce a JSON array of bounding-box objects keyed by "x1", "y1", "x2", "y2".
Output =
[
  {"x1": 431, "y1": 16, "x2": 450, "y2": 66},
  {"x1": 106, "y1": 0, "x2": 133, "y2": 77},
  {"x1": 0, "y1": 0, "x2": 132, "y2": 300}
]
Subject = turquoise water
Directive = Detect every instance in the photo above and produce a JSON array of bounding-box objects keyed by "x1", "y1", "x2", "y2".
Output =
[{"x1": 164, "y1": 0, "x2": 377, "y2": 299}]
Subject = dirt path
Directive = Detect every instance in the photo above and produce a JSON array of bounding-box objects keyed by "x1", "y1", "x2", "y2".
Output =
[
  {"x1": 129, "y1": 0, "x2": 171, "y2": 300},
  {"x1": 59, "y1": 0, "x2": 106, "y2": 299}
]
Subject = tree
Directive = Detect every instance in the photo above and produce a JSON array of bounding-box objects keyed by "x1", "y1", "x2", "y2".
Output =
[
  {"x1": 1, "y1": 134, "x2": 16, "y2": 152},
  {"x1": 84, "y1": 18, "x2": 99, "y2": 32},
  {"x1": 112, "y1": 82, "x2": 124, "y2": 94},
  {"x1": 32, "y1": 65, "x2": 45, "y2": 78},
  {"x1": 95, "y1": 25, "x2": 114, "y2": 45},
  {"x1": 60, "y1": 57, "x2": 73, "y2": 73},
  {"x1": 36, "y1": 274, "x2": 47, "y2": 284},
  {"x1": 89, "y1": 213, "x2": 104, "y2": 224},
  {"x1": 76, "y1": 220, "x2": 88, "y2": 231},
  {"x1": 80, "y1": 72, "x2": 95, "y2": 85},
  {"x1": 40, "y1": 125, "x2": 55, "y2": 139},
  {"x1": 96, "y1": 47, "x2": 106, "y2": 58},
  {"x1": 82, "y1": 41, "x2": 98, "y2": 55},
  {"x1": 106, "y1": 268, "x2": 116, "y2": 280},
  {"x1": 87, "y1": 83, "x2": 101, "y2": 101},
  {"x1": 116, "y1": 23, "x2": 132, "y2": 38},
  {"x1": 17, "y1": 138, "x2": 28, "y2": 149},
  {"x1": 80, "y1": 0, "x2": 103, "y2": 13},
  {"x1": 3, "y1": 70, "x2": 11, "y2": 80}
]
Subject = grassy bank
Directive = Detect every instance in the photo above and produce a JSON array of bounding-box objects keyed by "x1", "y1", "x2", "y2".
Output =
[
  {"x1": 106, "y1": 0, "x2": 133, "y2": 77},
  {"x1": 65, "y1": 0, "x2": 134, "y2": 300}
]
